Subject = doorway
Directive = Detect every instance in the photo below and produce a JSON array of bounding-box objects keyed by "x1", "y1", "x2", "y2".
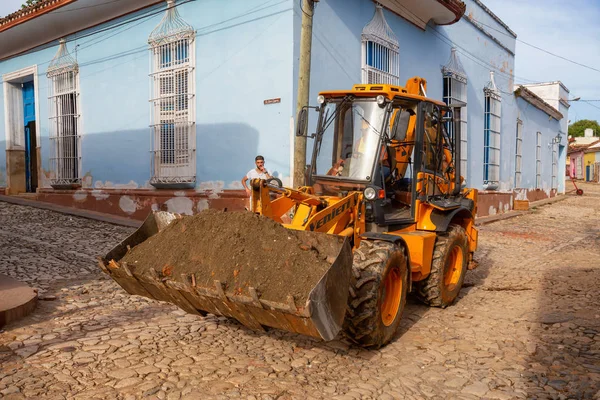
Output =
[
  {"x1": 2, "y1": 65, "x2": 40, "y2": 195},
  {"x1": 23, "y1": 81, "x2": 38, "y2": 193}
]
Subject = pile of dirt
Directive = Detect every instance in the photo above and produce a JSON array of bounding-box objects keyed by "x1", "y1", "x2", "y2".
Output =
[{"x1": 120, "y1": 210, "x2": 343, "y2": 304}]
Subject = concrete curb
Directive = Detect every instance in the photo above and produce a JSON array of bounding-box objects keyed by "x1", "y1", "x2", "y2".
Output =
[
  {"x1": 0, "y1": 274, "x2": 38, "y2": 328},
  {"x1": 475, "y1": 194, "x2": 569, "y2": 226},
  {"x1": 0, "y1": 195, "x2": 141, "y2": 228}
]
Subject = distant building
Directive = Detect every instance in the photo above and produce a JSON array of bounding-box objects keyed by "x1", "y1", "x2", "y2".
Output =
[{"x1": 0, "y1": 0, "x2": 570, "y2": 218}]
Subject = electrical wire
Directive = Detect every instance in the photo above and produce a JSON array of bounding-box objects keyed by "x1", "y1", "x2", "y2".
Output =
[
  {"x1": 48, "y1": 0, "x2": 125, "y2": 14},
  {"x1": 4, "y1": 0, "x2": 180, "y2": 60},
  {"x1": 390, "y1": 2, "x2": 536, "y2": 84},
  {"x1": 467, "y1": 16, "x2": 600, "y2": 74},
  {"x1": 67, "y1": 0, "x2": 196, "y2": 44},
  {"x1": 388, "y1": 2, "x2": 600, "y2": 112},
  {"x1": 581, "y1": 101, "x2": 600, "y2": 111},
  {"x1": 298, "y1": 0, "x2": 313, "y2": 18},
  {"x1": 29, "y1": 0, "x2": 286, "y2": 70}
]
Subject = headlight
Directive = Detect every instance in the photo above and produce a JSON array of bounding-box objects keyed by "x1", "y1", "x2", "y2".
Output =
[
  {"x1": 364, "y1": 187, "x2": 377, "y2": 201},
  {"x1": 317, "y1": 95, "x2": 325, "y2": 104},
  {"x1": 376, "y1": 95, "x2": 386, "y2": 106}
]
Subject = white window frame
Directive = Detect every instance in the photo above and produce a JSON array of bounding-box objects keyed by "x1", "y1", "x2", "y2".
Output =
[
  {"x1": 443, "y1": 72, "x2": 468, "y2": 180},
  {"x1": 483, "y1": 88, "x2": 501, "y2": 189},
  {"x1": 361, "y1": 5, "x2": 399, "y2": 85},
  {"x1": 3, "y1": 65, "x2": 41, "y2": 151},
  {"x1": 48, "y1": 69, "x2": 82, "y2": 188},
  {"x1": 515, "y1": 119, "x2": 522, "y2": 188},
  {"x1": 362, "y1": 40, "x2": 399, "y2": 85},
  {"x1": 551, "y1": 142, "x2": 558, "y2": 189},
  {"x1": 536, "y1": 131, "x2": 542, "y2": 188},
  {"x1": 149, "y1": 2, "x2": 196, "y2": 188}
]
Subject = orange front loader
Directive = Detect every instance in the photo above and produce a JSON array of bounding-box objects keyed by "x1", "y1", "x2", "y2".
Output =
[{"x1": 100, "y1": 77, "x2": 478, "y2": 348}]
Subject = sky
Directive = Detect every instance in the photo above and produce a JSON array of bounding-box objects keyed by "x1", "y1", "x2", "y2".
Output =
[
  {"x1": 483, "y1": 0, "x2": 600, "y2": 124},
  {"x1": 0, "y1": 0, "x2": 23, "y2": 18},
  {"x1": 1, "y1": 0, "x2": 599, "y2": 124}
]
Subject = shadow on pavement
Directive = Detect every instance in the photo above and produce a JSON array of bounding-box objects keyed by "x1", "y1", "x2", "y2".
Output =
[{"x1": 524, "y1": 261, "x2": 600, "y2": 399}]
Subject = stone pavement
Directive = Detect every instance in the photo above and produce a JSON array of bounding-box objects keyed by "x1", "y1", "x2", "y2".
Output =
[{"x1": 0, "y1": 183, "x2": 599, "y2": 399}]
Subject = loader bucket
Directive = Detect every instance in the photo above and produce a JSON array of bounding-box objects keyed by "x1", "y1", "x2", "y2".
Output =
[{"x1": 99, "y1": 211, "x2": 352, "y2": 341}]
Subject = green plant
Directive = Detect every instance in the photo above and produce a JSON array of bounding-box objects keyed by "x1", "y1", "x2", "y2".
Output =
[
  {"x1": 568, "y1": 120, "x2": 600, "y2": 138},
  {"x1": 21, "y1": 0, "x2": 43, "y2": 9}
]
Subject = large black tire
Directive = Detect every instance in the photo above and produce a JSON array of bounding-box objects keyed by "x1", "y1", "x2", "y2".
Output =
[
  {"x1": 344, "y1": 240, "x2": 408, "y2": 348},
  {"x1": 416, "y1": 224, "x2": 468, "y2": 308}
]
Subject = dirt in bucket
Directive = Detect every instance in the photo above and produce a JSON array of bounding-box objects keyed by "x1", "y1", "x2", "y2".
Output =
[{"x1": 120, "y1": 210, "x2": 344, "y2": 304}]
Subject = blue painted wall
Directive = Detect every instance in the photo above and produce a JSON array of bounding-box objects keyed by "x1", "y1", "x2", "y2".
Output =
[
  {"x1": 0, "y1": 0, "x2": 294, "y2": 190},
  {"x1": 304, "y1": 0, "x2": 521, "y2": 191},
  {"x1": 515, "y1": 96, "x2": 562, "y2": 191},
  {"x1": 0, "y1": 0, "x2": 567, "y2": 195}
]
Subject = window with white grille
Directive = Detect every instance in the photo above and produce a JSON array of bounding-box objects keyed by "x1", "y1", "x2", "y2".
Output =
[
  {"x1": 514, "y1": 119, "x2": 522, "y2": 188},
  {"x1": 551, "y1": 142, "x2": 558, "y2": 189},
  {"x1": 536, "y1": 132, "x2": 542, "y2": 188},
  {"x1": 442, "y1": 48, "x2": 468, "y2": 181},
  {"x1": 47, "y1": 39, "x2": 82, "y2": 188},
  {"x1": 361, "y1": 4, "x2": 399, "y2": 85},
  {"x1": 483, "y1": 72, "x2": 501, "y2": 190},
  {"x1": 149, "y1": 0, "x2": 196, "y2": 188}
]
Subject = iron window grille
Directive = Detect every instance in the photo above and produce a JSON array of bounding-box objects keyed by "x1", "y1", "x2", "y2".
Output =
[
  {"x1": 483, "y1": 72, "x2": 501, "y2": 190},
  {"x1": 149, "y1": 0, "x2": 196, "y2": 188},
  {"x1": 551, "y1": 141, "x2": 558, "y2": 189},
  {"x1": 536, "y1": 131, "x2": 542, "y2": 188},
  {"x1": 442, "y1": 48, "x2": 468, "y2": 182},
  {"x1": 514, "y1": 119, "x2": 522, "y2": 188},
  {"x1": 361, "y1": 4, "x2": 399, "y2": 85},
  {"x1": 47, "y1": 39, "x2": 82, "y2": 189}
]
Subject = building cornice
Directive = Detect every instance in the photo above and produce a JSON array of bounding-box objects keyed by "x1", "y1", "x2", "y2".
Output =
[
  {"x1": 435, "y1": 0, "x2": 467, "y2": 26},
  {"x1": 471, "y1": 0, "x2": 517, "y2": 38},
  {"x1": 514, "y1": 85, "x2": 563, "y2": 121},
  {"x1": 0, "y1": 0, "x2": 76, "y2": 33},
  {"x1": 377, "y1": 0, "x2": 465, "y2": 31}
]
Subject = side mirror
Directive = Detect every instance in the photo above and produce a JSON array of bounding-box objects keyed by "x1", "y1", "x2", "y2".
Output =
[
  {"x1": 390, "y1": 110, "x2": 410, "y2": 141},
  {"x1": 296, "y1": 107, "x2": 308, "y2": 137}
]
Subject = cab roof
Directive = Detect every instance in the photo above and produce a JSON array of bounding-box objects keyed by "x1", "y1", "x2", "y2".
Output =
[{"x1": 319, "y1": 83, "x2": 446, "y2": 107}]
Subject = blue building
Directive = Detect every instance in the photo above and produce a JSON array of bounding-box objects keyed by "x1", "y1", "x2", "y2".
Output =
[{"x1": 0, "y1": 0, "x2": 568, "y2": 218}]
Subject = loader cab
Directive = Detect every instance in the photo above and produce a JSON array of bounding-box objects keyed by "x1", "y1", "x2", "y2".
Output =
[
  {"x1": 302, "y1": 90, "x2": 464, "y2": 231},
  {"x1": 311, "y1": 96, "x2": 389, "y2": 186}
]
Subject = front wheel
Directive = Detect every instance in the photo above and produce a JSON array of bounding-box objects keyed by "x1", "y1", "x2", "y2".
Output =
[
  {"x1": 344, "y1": 240, "x2": 408, "y2": 348},
  {"x1": 416, "y1": 224, "x2": 468, "y2": 308}
]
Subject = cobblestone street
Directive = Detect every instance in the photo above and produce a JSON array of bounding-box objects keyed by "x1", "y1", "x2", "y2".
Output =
[{"x1": 1, "y1": 183, "x2": 599, "y2": 400}]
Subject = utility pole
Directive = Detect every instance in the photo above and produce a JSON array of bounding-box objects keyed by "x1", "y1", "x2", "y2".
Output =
[{"x1": 293, "y1": 0, "x2": 316, "y2": 188}]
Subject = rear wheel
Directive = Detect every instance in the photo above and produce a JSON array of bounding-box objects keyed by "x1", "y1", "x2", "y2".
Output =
[
  {"x1": 416, "y1": 224, "x2": 468, "y2": 307},
  {"x1": 344, "y1": 240, "x2": 408, "y2": 348}
]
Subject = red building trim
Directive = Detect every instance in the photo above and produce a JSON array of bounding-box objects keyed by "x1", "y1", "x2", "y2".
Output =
[{"x1": 0, "y1": 0, "x2": 77, "y2": 33}]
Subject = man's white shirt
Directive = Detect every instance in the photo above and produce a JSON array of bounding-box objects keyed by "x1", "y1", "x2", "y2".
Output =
[{"x1": 246, "y1": 169, "x2": 270, "y2": 180}]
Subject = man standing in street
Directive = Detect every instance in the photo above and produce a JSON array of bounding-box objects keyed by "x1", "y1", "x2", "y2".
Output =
[{"x1": 241, "y1": 155, "x2": 272, "y2": 198}]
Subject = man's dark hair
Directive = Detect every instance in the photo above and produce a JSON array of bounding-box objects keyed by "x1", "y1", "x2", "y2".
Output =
[{"x1": 255, "y1": 155, "x2": 265, "y2": 161}]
